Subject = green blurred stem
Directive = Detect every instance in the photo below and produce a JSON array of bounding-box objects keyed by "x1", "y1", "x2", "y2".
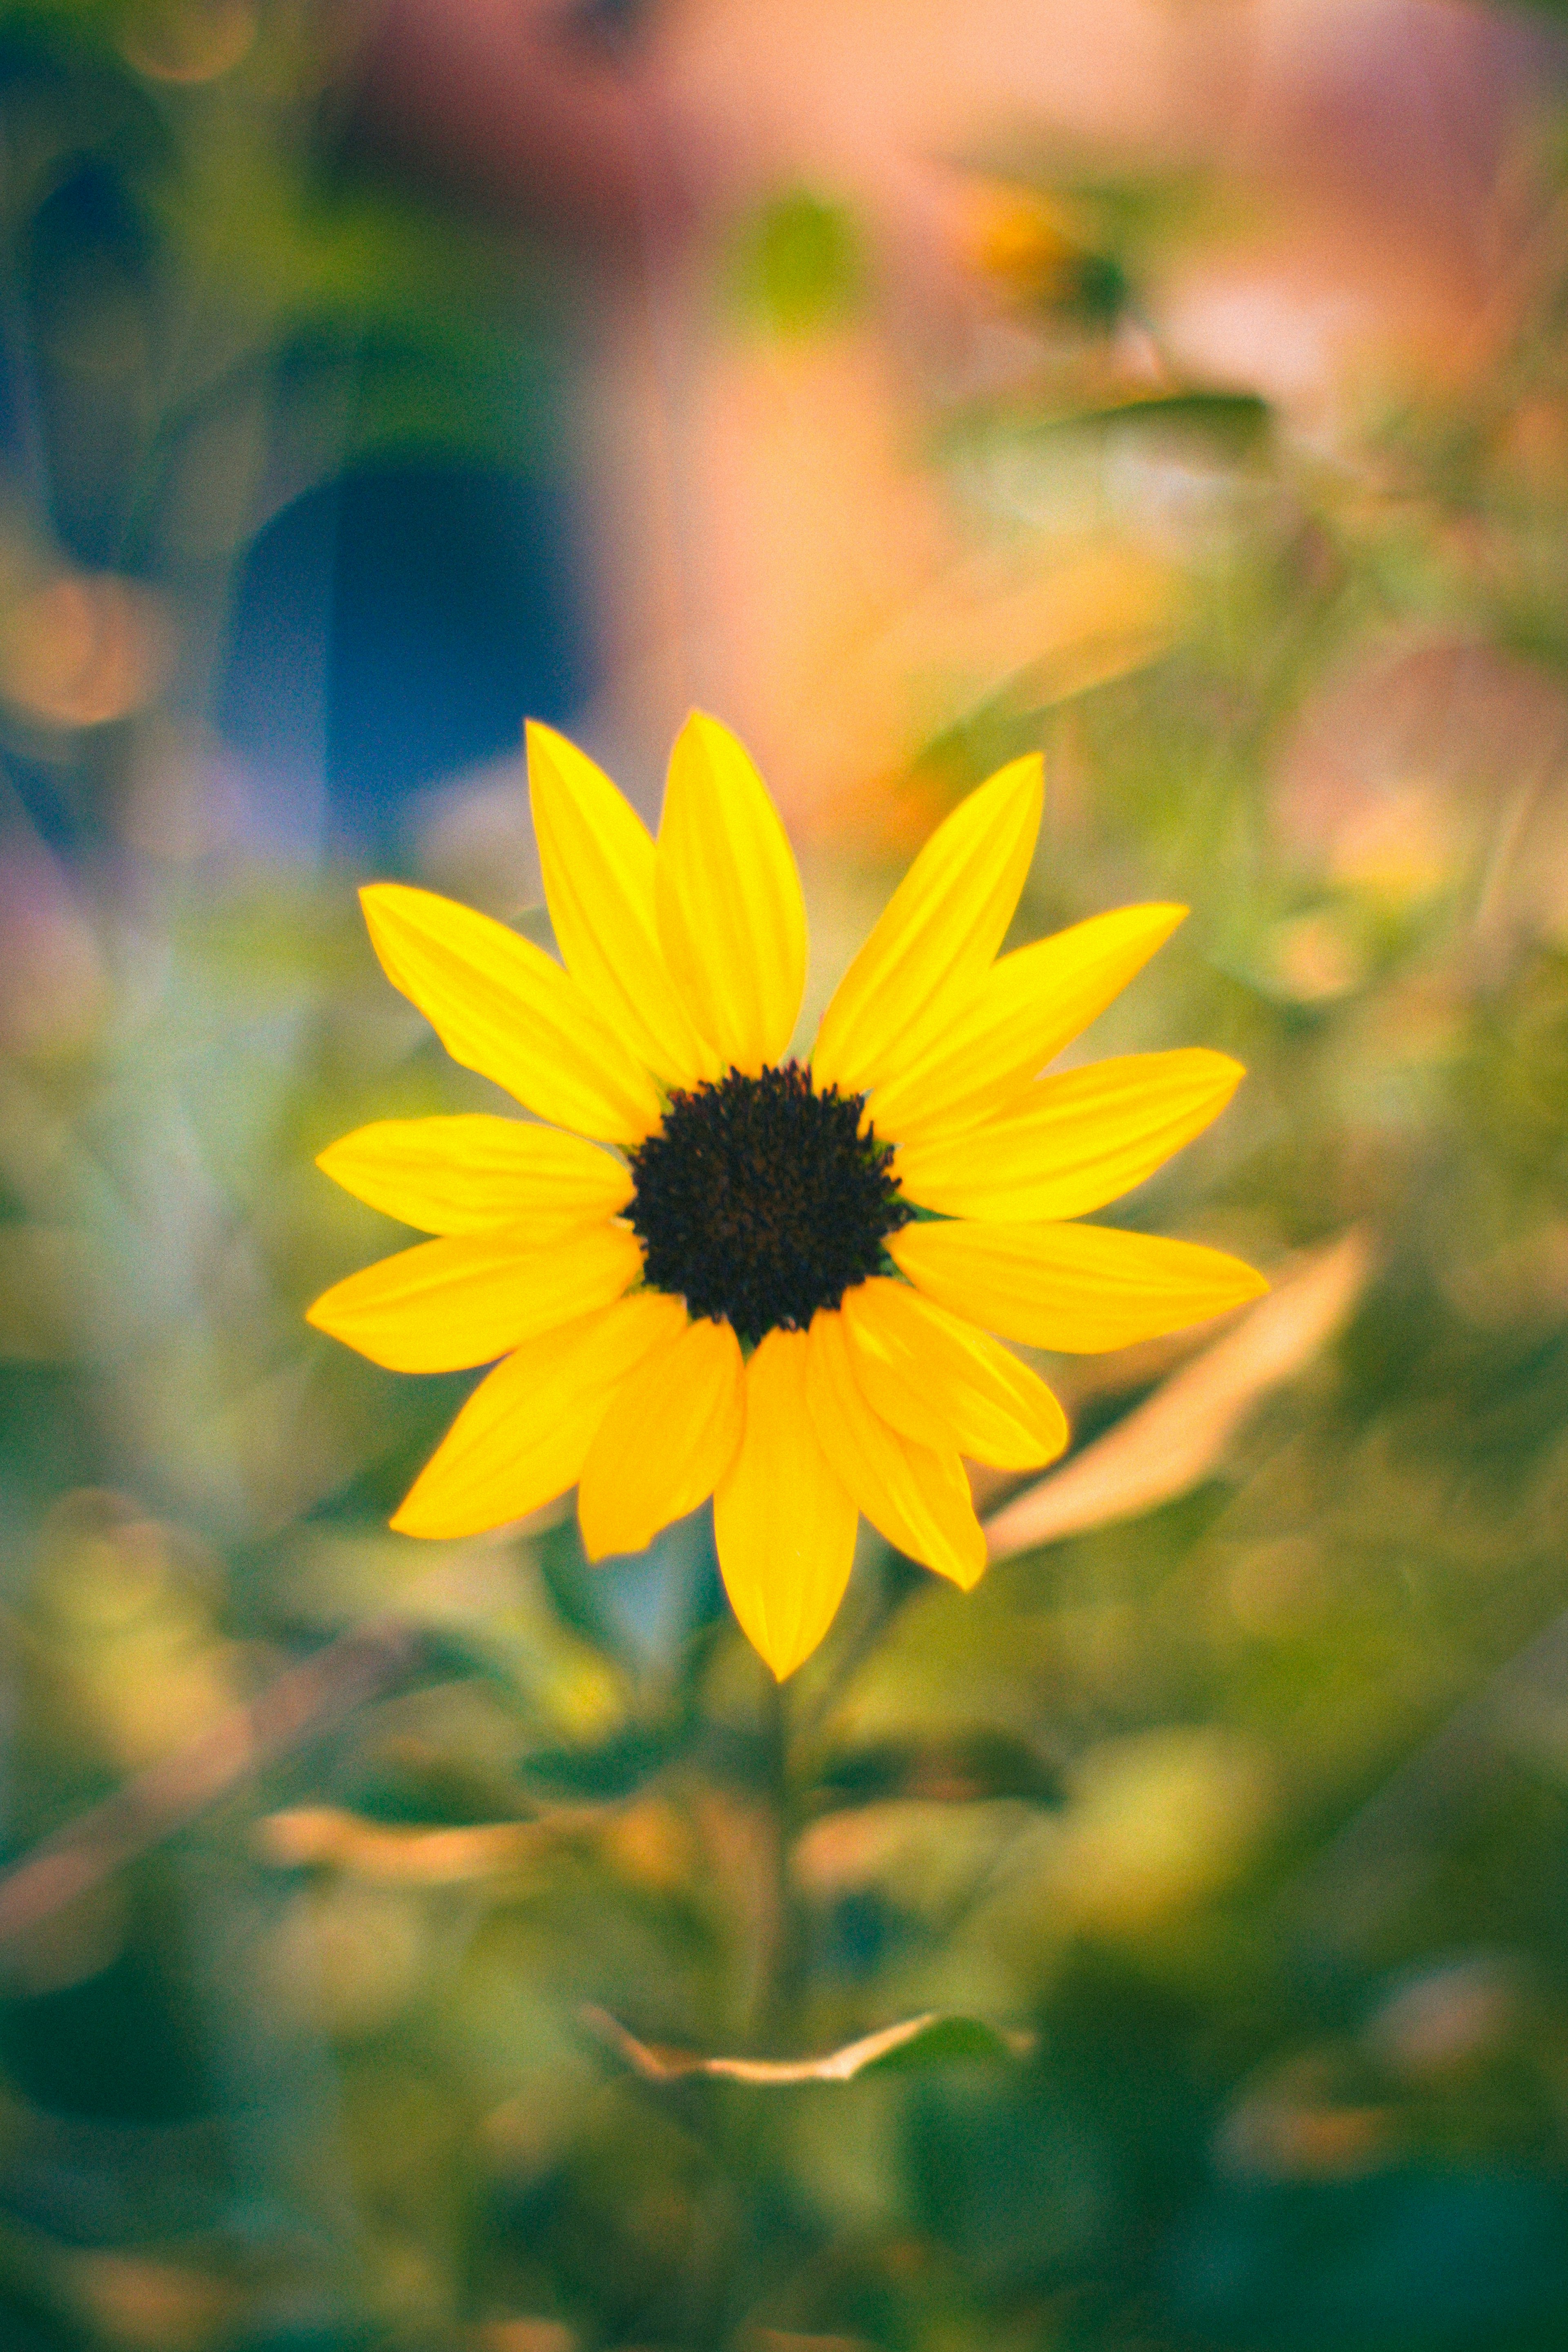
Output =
[
  {"x1": 756, "y1": 1669, "x2": 807, "y2": 2047},
  {"x1": 753, "y1": 1547, "x2": 919, "y2": 2045}
]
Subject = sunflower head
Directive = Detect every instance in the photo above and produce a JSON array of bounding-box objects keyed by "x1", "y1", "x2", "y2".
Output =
[{"x1": 307, "y1": 711, "x2": 1264, "y2": 1679}]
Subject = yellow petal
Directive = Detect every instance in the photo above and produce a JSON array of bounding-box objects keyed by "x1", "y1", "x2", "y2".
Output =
[
  {"x1": 527, "y1": 721, "x2": 719, "y2": 1089},
  {"x1": 712, "y1": 1328, "x2": 858, "y2": 1679},
  {"x1": 840, "y1": 1277, "x2": 1068, "y2": 1469},
  {"x1": 805, "y1": 1310, "x2": 986, "y2": 1588},
  {"x1": 359, "y1": 882, "x2": 662, "y2": 1145},
  {"x1": 392, "y1": 1290, "x2": 686, "y2": 1539},
  {"x1": 893, "y1": 1050, "x2": 1243, "y2": 1220},
  {"x1": 869, "y1": 903, "x2": 1187, "y2": 1142},
  {"x1": 811, "y1": 754, "x2": 1042, "y2": 1097},
  {"x1": 317, "y1": 1116, "x2": 633, "y2": 1236},
  {"x1": 577, "y1": 1312, "x2": 745, "y2": 1559},
  {"x1": 890, "y1": 1220, "x2": 1269, "y2": 1352},
  {"x1": 654, "y1": 710, "x2": 807, "y2": 1074},
  {"x1": 305, "y1": 1221, "x2": 643, "y2": 1372}
]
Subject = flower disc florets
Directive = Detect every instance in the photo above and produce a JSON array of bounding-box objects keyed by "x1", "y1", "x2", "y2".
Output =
[{"x1": 628, "y1": 1062, "x2": 912, "y2": 1348}]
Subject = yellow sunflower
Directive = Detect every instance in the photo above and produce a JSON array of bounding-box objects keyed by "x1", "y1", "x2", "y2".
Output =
[{"x1": 307, "y1": 713, "x2": 1264, "y2": 1678}]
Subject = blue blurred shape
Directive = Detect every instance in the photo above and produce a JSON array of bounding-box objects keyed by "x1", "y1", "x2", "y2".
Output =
[{"x1": 218, "y1": 459, "x2": 593, "y2": 866}]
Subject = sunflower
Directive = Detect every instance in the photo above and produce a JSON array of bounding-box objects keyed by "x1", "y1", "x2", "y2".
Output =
[{"x1": 308, "y1": 713, "x2": 1264, "y2": 1678}]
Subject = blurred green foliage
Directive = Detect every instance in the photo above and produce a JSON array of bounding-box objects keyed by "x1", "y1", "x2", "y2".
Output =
[
  {"x1": 5, "y1": 5, "x2": 1568, "y2": 2352},
  {"x1": 726, "y1": 189, "x2": 865, "y2": 339}
]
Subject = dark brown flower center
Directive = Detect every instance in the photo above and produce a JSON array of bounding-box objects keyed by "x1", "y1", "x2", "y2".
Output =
[{"x1": 627, "y1": 1061, "x2": 911, "y2": 1348}]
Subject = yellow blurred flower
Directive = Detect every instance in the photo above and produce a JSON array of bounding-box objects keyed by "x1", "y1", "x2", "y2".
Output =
[{"x1": 308, "y1": 715, "x2": 1262, "y2": 1678}]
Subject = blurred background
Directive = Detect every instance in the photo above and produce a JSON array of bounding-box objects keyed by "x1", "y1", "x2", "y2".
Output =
[{"x1": 7, "y1": 0, "x2": 1568, "y2": 2346}]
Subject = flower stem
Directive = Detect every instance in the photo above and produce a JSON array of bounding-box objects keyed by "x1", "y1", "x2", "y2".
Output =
[{"x1": 755, "y1": 1666, "x2": 806, "y2": 2047}]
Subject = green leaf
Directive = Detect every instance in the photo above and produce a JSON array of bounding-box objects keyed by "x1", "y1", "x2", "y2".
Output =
[
  {"x1": 1031, "y1": 388, "x2": 1271, "y2": 445},
  {"x1": 808, "y1": 1731, "x2": 1062, "y2": 1811},
  {"x1": 520, "y1": 1723, "x2": 690, "y2": 1803}
]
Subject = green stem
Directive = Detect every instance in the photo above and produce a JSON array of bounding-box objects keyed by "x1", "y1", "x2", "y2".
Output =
[{"x1": 755, "y1": 1666, "x2": 806, "y2": 2047}]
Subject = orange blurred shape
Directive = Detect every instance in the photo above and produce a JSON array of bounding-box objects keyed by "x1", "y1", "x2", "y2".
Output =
[
  {"x1": 1220, "y1": 2093, "x2": 1394, "y2": 2181},
  {"x1": 1363, "y1": 1957, "x2": 1522, "y2": 2079},
  {"x1": 1266, "y1": 909, "x2": 1365, "y2": 1004},
  {"x1": 599, "y1": 1797, "x2": 695, "y2": 1890},
  {"x1": 475, "y1": 2325, "x2": 577, "y2": 2352},
  {"x1": 0, "y1": 573, "x2": 173, "y2": 729},
  {"x1": 791, "y1": 1801, "x2": 932, "y2": 1898},
  {"x1": 1327, "y1": 777, "x2": 1464, "y2": 906},
  {"x1": 118, "y1": 0, "x2": 256, "y2": 83},
  {"x1": 72, "y1": 2253, "x2": 239, "y2": 2352},
  {"x1": 956, "y1": 175, "x2": 1082, "y2": 298},
  {"x1": 1497, "y1": 397, "x2": 1568, "y2": 494}
]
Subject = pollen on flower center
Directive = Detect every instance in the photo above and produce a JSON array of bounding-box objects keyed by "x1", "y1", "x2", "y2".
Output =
[{"x1": 627, "y1": 1062, "x2": 912, "y2": 1349}]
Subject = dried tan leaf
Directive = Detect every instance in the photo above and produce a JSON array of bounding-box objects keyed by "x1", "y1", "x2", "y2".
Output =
[
  {"x1": 582, "y1": 2005, "x2": 1029, "y2": 2084},
  {"x1": 256, "y1": 1806, "x2": 564, "y2": 1884},
  {"x1": 255, "y1": 1798, "x2": 693, "y2": 1890},
  {"x1": 984, "y1": 1228, "x2": 1372, "y2": 1560},
  {"x1": 257, "y1": 1797, "x2": 620, "y2": 1891}
]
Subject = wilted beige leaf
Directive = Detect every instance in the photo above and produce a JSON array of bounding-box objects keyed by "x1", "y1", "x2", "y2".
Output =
[
  {"x1": 255, "y1": 1799, "x2": 693, "y2": 1890},
  {"x1": 582, "y1": 2005, "x2": 1029, "y2": 2084},
  {"x1": 256, "y1": 1806, "x2": 564, "y2": 1884},
  {"x1": 984, "y1": 1228, "x2": 1372, "y2": 1559}
]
